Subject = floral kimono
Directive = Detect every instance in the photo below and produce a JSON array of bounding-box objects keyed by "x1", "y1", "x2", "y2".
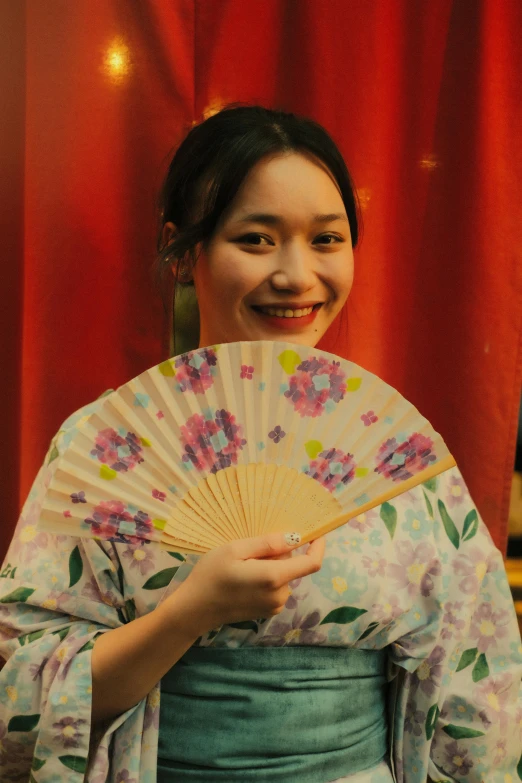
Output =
[{"x1": 0, "y1": 394, "x2": 521, "y2": 783}]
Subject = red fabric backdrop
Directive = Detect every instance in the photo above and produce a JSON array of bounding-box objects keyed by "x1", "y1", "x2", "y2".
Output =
[{"x1": 2, "y1": 0, "x2": 521, "y2": 560}]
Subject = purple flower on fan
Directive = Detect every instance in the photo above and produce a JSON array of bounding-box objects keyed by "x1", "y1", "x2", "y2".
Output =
[
  {"x1": 240, "y1": 364, "x2": 254, "y2": 379},
  {"x1": 70, "y1": 491, "x2": 87, "y2": 503},
  {"x1": 374, "y1": 432, "x2": 436, "y2": 482},
  {"x1": 174, "y1": 347, "x2": 217, "y2": 394},
  {"x1": 283, "y1": 356, "x2": 347, "y2": 417},
  {"x1": 361, "y1": 410, "x2": 378, "y2": 426},
  {"x1": 90, "y1": 427, "x2": 144, "y2": 472},
  {"x1": 180, "y1": 409, "x2": 246, "y2": 474},
  {"x1": 304, "y1": 447, "x2": 356, "y2": 493},
  {"x1": 268, "y1": 425, "x2": 286, "y2": 444}
]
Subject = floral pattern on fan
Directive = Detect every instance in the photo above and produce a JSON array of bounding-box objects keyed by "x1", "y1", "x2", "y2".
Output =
[
  {"x1": 82, "y1": 499, "x2": 157, "y2": 544},
  {"x1": 90, "y1": 428, "x2": 144, "y2": 472},
  {"x1": 305, "y1": 447, "x2": 357, "y2": 493},
  {"x1": 283, "y1": 356, "x2": 347, "y2": 417},
  {"x1": 375, "y1": 433, "x2": 437, "y2": 482},
  {"x1": 174, "y1": 347, "x2": 218, "y2": 394},
  {"x1": 180, "y1": 409, "x2": 247, "y2": 474}
]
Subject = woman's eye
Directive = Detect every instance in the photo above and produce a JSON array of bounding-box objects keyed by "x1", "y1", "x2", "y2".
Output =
[
  {"x1": 316, "y1": 234, "x2": 343, "y2": 245},
  {"x1": 238, "y1": 233, "x2": 269, "y2": 245}
]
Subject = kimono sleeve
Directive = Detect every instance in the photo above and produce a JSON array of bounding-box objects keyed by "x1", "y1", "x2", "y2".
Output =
[
  {"x1": 0, "y1": 398, "x2": 159, "y2": 783},
  {"x1": 388, "y1": 466, "x2": 522, "y2": 783}
]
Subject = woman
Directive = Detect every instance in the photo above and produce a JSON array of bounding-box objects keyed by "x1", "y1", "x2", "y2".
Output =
[{"x1": 1, "y1": 104, "x2": 520, "y2": 783}]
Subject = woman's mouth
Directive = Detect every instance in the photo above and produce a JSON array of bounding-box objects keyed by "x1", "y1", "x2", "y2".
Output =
[{"x1": 251, "y1": 303, "x2": 322, "y2": 329}]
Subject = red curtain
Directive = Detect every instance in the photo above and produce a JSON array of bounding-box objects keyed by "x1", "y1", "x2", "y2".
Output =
[{"x1": 2, "y1": 0, "x2": 521, "y2": 561}]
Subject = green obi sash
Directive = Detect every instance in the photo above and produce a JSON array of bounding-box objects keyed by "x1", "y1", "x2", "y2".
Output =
[{"x1": 157, "y1": 645, "x2": 389, "y2": 782}]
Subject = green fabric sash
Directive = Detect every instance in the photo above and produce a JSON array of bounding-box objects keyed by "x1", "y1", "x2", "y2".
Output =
[{"x1": 157, "y1": 645, "x2": 389, "y2": 782}]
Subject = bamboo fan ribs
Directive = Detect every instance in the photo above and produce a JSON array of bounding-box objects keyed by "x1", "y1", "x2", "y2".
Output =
[{"x1": 39, "y1": 341, "x2": 456, "y2": 554}]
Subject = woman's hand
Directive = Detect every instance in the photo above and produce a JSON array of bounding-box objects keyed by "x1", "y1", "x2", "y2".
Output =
[{"x1": 164, "y1": 532, "x2": 326, "y2": 636}]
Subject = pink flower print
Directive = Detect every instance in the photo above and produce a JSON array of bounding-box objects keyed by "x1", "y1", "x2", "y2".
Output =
[
  {"x1": 371, "y1": 593, "x2": 402, "y2": 624},
  {"x1": 470, "y1": 602, "x2": 511, "y2": 653},
  {"x1": 284, "y1": 356, "x2": 347, "y2": 417},
  {"x1": 361, "y1": 410, "x2": 378, "y2": 426},
  {"x1": 375, "y1": 432, "x2": 437, "y2": 483},
  {"x1": 411, "y1": 645, "x2": 446, "y2": 697},
  {"x1": 70, "y1": 491, "x2": 86, "y2": 503},
  {"x1": 442, "y1": 740, "x2": 474, "y2": 777},
  {"x1": 174, "y1": 347, "x2": 217, "y2": 394},
  {"x1": 268, "y1": 425, "x2": 286, "y2": 444},
  {"x1": 152, "y1": 488, "x2": 166, "y2": 502},
  {"x1": 474, "y1": 672, "x2": 514, "y2": 733},
  {"x1": 387, "y1": 540, "x2": 441, "y2": 598},
  {"x1": 446, "y1": 473, "x2": 469, "y2": 508},
  {"x1": 156, "y1": 410, "x2": 164, "y2": 420},
  {"x1": 122, "y1": 543, "x2": 156, "y2": 576},
  {"x1": 52, "y1": 716, "x2": 87, "y2": 748},
  {"x1": 90, "y1": 428, "x2": 144, "y2": 473},
  {"x1": 305, "y1": 447, "x2": 356, "y2": 493},
  {"x1": 362, "y1": 555, "x2": 387, "y2": 578},
  {"x1": 84, "y1": 500, "x2": 154, "y2": 544},
  {"x1": 240, "y1": 364, "x2": 254, "y2": 379},
  {"x1": 441, "y1": 601, "x2": 466, "y2": 641},
  {"x1": 347, "y1": 509, "x2": 378, "y2": 533},
  {"x1": 452, "y1": 546, "x2": 497, "y2": 595},
  {"x1": 63, "y1": 510, "x2": 72, "y2": 518},
  {"x1": 180, "y1": 409, "x2": 246, "y2": 474}
]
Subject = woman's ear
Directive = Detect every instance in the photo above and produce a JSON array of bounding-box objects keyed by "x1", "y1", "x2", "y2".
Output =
[{"x1": 162, "y1": 221, "x2": 177, "y2": 249}]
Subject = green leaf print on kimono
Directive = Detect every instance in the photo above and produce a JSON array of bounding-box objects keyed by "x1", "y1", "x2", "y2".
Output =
[{"x1": 311, "y1": 557, "x2": 367, "y2": 603}]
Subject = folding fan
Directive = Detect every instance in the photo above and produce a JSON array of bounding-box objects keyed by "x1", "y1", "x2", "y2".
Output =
[{"x1": 38, "y1": 341, "x2": 456, "y2": 555}]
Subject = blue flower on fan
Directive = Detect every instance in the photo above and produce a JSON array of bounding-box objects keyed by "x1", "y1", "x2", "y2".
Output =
[
  {"x1": 268, "y1": 426, "x2": 286, "y2": 444},
  {"x1": 70, "y1": 491, "x2": 87, "y2": 504}
]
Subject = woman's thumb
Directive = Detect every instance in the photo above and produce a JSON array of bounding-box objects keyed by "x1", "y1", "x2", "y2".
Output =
[{"x1": 235, "y1": 531, "x2": 302, "y2": 560}]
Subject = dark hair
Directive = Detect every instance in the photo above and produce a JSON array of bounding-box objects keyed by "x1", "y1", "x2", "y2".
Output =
[{"x1": 154, "y1": 102, "x2": 362, "y2": 304}]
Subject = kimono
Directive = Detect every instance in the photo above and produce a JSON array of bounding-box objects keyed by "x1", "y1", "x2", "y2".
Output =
[{"x1": 0, "y1": 393, "x2": 521, "y2": 783}]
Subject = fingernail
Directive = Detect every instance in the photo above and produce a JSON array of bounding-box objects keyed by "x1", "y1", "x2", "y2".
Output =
[{"x1": 284, "y1": 532, "x2": 301, "y2": 546}]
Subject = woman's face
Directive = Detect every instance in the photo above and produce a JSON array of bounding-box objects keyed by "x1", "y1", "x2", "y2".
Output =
[{"x1": 167, "y1": 152, "x2": 355, "y2": 348}]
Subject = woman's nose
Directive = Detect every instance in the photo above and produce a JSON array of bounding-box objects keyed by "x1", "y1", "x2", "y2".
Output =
[{"x1": 270, "y1": 247, "x2": 316, "y2": 292}]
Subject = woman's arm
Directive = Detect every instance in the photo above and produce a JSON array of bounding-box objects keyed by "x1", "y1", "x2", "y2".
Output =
[{"x1": 91, "y1": 584, "x2": 207, "y2": 724}]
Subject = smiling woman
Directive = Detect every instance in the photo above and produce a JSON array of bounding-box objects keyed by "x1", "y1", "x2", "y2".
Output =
[
  {"x1": 0, "y1": 103, "x2": 520, "y2": 783},
  {"x1": 154, "y1": 103, "x2": 360, "y2": 350}
]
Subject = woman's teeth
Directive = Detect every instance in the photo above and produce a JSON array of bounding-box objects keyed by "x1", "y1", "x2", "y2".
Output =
[{"x1": 258, "y1": 306, "x2": 315, "y2": 318}]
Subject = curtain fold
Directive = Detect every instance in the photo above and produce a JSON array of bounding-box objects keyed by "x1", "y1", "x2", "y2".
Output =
[{"x1": 2, "y1": 0, "x2": 521, "y2": 560}]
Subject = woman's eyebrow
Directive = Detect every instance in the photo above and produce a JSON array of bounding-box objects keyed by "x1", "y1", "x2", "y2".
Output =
[{"x1": 233, "y1": 212, "x2": 348, "y2": 226}]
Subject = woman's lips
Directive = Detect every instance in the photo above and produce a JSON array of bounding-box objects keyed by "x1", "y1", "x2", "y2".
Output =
[{"x1": 251, "y1": 304, "x2": 321, "y2": 329}]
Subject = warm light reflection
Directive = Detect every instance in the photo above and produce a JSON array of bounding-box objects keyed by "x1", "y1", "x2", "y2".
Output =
[
  {"x1": 103, "y1": 39, "x2": 131, "y2": 84},
  {"x1": 419, "y1": 153, "x2": 440, "y2": 170},
  {"x1": 192, "y1": 99, "x2": 226, "y2": 126},
  {"x1": 356, "y1": 187, "x2": 372, "y2": 211}
]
